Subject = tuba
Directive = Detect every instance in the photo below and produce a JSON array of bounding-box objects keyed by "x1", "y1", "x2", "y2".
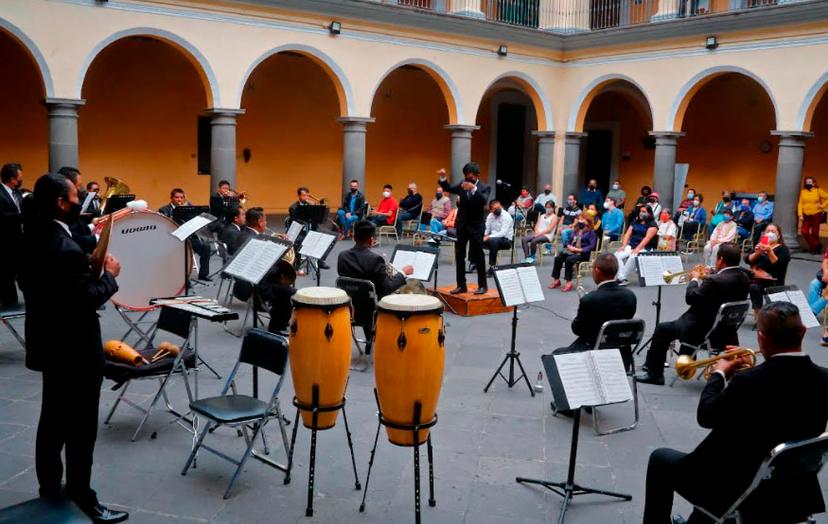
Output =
[
  {"x1": 674, "y1": 347, "x2": 756, "y2": 380},
  {"x1": 100, "y1": 177, "x2": 131, "y2": 213}
]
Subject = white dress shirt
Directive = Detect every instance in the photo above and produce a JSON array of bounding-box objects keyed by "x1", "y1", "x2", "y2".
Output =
[{"x1": 485, "y1": 211, "x2": 514, "y2": 240}]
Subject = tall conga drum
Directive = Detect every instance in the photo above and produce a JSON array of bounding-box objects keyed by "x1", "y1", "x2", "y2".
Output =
[
  {"x1": 289, "y1": 287, "x2": 352, "y2": 429},
  {"x1": 374, "y1": 294, "x2": 445, "y2": 446}
]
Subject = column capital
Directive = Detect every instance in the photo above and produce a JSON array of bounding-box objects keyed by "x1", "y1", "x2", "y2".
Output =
[
  {"x1": 564, "y1": 132, "x2": 587, "y2": 144},
  {"x1": 44, "y1": 97, "x2": 85, "y2": 108},
  {"x1": 649, "y1": 131, "x2": 685, "y2": 140},
  {"x1": 444, "y1": 124, "x2": 480, "y2": 137},
  {"x1": 532, "y1": 130, "x2": 557, "y2": 142},
  {"x1": 205, "y1": 107, "x2": 245, "y2": 117},
  {"x1": 771, "y1": 130, "x2": 814, "y2": 140},
  {"x1": 338, "y1": 116, "x2": 375, "y2": 129}
]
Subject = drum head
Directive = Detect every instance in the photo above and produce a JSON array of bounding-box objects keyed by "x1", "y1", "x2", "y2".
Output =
[
  {"x1": 292, "y1": 286, "x2": 349, "y2": 307},
  {"x1": 378, "y1": 294, "x2": 442, "y2": 314},
  {"x1": 107, "y1": 211, "x2": 189, "y2": 310}
]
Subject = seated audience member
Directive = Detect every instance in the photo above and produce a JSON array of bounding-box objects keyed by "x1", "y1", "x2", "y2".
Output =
[
  {"x1": 220, "y1": 206, "x2": 246, "y2": 255},
  {"x1": 703, "y1": 209, "x2": 737, "y2": 266},
  {"x1": 614, "y1": 205, "x2": 658, "y2": 285},
  {"x1": 396, "y1": 182, "x2": 423, "y2": 235},
  {"x1": 735, "y1": 198, "x2": 755, "y2": 240},
  {"x1": 601, "y1": 197, "x2": 624, "y2": 241},
  {"x1": 745, "y1": 223, "x2": 790, "y2": 320},
  {"x1": 158, "y1": 187, "x2": 211, "y2": 280},
  {"x1": 558, "y1": 194, "x2": 582, "y2": 247},
  {"x1": 634, "y1": 185, "x2": 653, "y2": 209},
  {"x1": 508, "y1": 187, "x2": 534, "y2": 219},
  {"x1": 338, "y1": 220, "x2": 412, "y2": 298},
  {"x1": 657, "y1": 208, "x2": 678, "y2": 251},
  {"x1": 533, "y1": 184, "x2": 558, "y2": 212},
  {"x1": 427, "y1": 186, "x2": 452, "y2": 232},
  {"x1": 752, "y1": 191, "x2": 774, "y2": 244},
  {"x1": 680, "y1": 194, "x2": 706, "y2": 241},
  {"x1": 808, "y1": 247, "x2": 828, "y2": 344},
  {"x1": 585, "y1": 204, "x2": 601, "y2": 234},
  {"x1": 367, "y1": 184, "x2": 398, "y2": 229},
  {"x1": 482, "y1": 200, "x2": 514, "y2": 274},
  {"x1": 676, "y1": 188, "x2": 696, "y2": 216},
  {"x1": 646, "y1": 192, "x2": 662, "y2": 218},
  {"x1": 521, "y1": 201, "x2": 558, "y2": 263},
  {"x1": 643, "y1": 301, "x2": 828, "y2": 524},
  {"x1": 549, "y1": 214, "x2": 596, "y2": 293},
  {"x1": 442, "y1": 208, "x2": 458, "y2": 238},
  {"x1": 336, "y1": 179, "x2": 365, "y2": 240},
  {"x1": 607, "y1": 180, "x2": 626, "y2": 210},
  {"x1": 578, "y1": 179, "x2": 603, "y2": 210},
  {"x1": 635, "y1": 244, "x2": 751, "y2": 385},
  {"x1": 567, "y1": 253, "x2": 637, "y2": 351},
  {"x1": 710, "y1": 191, "x2": 735, "y2": 228}
]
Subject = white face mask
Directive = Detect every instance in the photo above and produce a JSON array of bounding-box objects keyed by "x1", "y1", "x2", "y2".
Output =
[
  {"x1": 611, "y1": 184, "x2": 619, "y2": 190},
  {"x1": 383, "y1": 191, "x2": 391, "y2": 198},
  {"x1": 603, "y1": 202, "x2": 610, "y2": 209},
  {"x1": 766, "y1": 232, "x2": 778, "y2": 243}
]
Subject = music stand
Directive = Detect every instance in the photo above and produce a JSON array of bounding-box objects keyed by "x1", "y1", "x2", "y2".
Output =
[
  {"x1": 298, "y1": 231, "x2": 336, "y2": 286},
  {"x1": 295, "y1": 204, "x2": 328, "y2": 230},
  {"x1": 516, "y1": 351, "x2": 632, "y2": 524},
  {"x1": 391, "y1": 245, "x2": 439, "y2": 291},
  {"x1": 103, "y1": 194, "x2": 135, "y2": 215},
  {"x1": 632, "y1": 251, "x2": 684, "y2": 356},
  {"x1": 484, "y1": 263, "x2": 543, "y2": 397}
]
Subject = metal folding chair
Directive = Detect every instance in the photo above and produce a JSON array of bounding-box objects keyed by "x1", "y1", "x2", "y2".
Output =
[
  {"x1": 377, "y1": 211, "x2": 400, "y2": 246},
  {"x1": 181, "y1": 328, "x2": 290, "y2": 499},
  {"x1": 690, "y1": 432, "x2": 828, "y2": 524},
  {"x1": 591, "y1": 318, "x2": 646, "y2": 435},
  {"x1": 103, "y1": 306, "x2": 196, "y2": 441},
  {"x1": 669, "y1": 300, "x2": 751, "y2": 387},
  {"x1": 0, "y1": 303, "x2": 26, "y2": 349},
  {"x1": 335, "y1": 276, "x2": 377, "y2": 372}
]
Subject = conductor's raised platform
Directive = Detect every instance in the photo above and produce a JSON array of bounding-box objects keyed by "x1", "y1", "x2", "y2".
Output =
[{"x1": 433, "y1": 284, "x2": 511, "y2": 317}]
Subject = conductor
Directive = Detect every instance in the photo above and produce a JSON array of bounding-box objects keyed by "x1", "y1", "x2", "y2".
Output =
[{"x1": 439, "y1": 163, "x2": 491, "y2": 295}]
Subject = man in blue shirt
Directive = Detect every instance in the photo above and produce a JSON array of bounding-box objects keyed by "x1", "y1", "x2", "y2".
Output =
[
  {"x1": 751, "y1": 191, "x2": 774, "y2": 244},
  {"x1": 578, "y1": 179, "x2": 604, "y2": 211},
  {"x1": 602, "y1": 197, "x2": 624, "y2": 241},
  {"x1": 336, "y1": 179, "x2": 365, "y2": 239}
]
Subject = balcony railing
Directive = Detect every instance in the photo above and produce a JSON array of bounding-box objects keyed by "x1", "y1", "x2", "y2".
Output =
[{"x1": 377, "y1": 0, "x2": 786, "y2": 32}]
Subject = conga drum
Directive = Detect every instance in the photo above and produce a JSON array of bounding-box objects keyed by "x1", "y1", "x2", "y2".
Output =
[
  {"x1": 374, "y1": 294, "x2": 445, "y2": 446},
  {"x1": 289, "y1": 287, "x2": 352, "y2": 429}
]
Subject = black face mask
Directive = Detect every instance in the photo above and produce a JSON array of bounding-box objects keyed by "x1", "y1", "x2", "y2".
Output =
[
  {"x1": 576, "y1": 222, "x2": 586, "y2": 229},
  {"x1": 350, "y1": 187, "x2": 358, "y2": 193},
  {"x1": 407, "y1": 190, "x2": 414, "y2": 196},
  {"x1": 493, "y1": 209, "x2": 502, "y2": 216},
  {"x1": 436, "y1": 193, "x2": 443, "y2": 199},
  {"x1": 544, "y1": 189, "x2": 551, "y2": 195},
  {"x1": 805, "y1": 182, "x2": 814, "y2": 189},
  {"x1": 64, "y1": 201, "x2": 82, "y2": 223},
  {"x1": 465, "y1": 177, "x2": 476, "y2": 184},
  {"x1": 722, "y1": 196, "x2": 731, "y2": 203}
]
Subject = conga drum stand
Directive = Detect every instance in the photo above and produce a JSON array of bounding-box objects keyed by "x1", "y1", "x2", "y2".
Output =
[
  {"x1": 360, "y1": 389, "x2": 437, "y2": 524},
  {"x1": 285, "y1": 384, "x2": 361, "y2": 517}
]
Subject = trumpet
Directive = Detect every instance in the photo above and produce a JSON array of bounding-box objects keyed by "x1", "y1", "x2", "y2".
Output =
[
  {"x1": 675, "y1": 347, "x2": 756, "y2": 380},
  {"x1": 663, "y1": 264, "x2": 711, "y2": 284},
  {"x1": 229, "y1": 189, "x2": 248, "y2": 207},
  {"x1": 307, "y1": 193, "x2": 328, "y2": 206}
]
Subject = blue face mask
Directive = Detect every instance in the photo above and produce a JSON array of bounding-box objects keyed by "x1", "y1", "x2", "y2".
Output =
[{"x1": 723, "y1": 216, "x2": 732, "y2": 222}]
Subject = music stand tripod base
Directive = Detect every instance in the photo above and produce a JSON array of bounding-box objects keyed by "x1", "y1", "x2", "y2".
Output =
[
  {"x1": 515, "y1": 409, "x2": 631, "y2": 524},
  {"x1": 484, "y1": 306, "x2": 535, "y2": 397}
]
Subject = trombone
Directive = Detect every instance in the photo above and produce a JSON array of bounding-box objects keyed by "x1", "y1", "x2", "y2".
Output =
[{"x1": 674, "y1": 347, "x2": 756, "y2": 380}]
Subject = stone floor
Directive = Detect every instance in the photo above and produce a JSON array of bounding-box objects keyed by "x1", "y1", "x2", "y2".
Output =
[{"x1": 0, "y1": 239, "x2": 827, "y2": 523}]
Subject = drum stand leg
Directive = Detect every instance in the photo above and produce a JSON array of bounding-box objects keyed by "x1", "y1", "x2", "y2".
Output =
[
  {"x1": 413, "y1": 403, "x2": 422, "y2": 524},
  {"x1": 359, "y1": 415, "x2": 383, "y2": 513},
  {"x1": 285, "y1": 408, "x2": 301, "y2": 485},
  {"x1": 341, "y1": 403, "x2": 361, "y2": 491},
  {"x1": 427, "y1": 434, "x2": 436, "y2": 507}
]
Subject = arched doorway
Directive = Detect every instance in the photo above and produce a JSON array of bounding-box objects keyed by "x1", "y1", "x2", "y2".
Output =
[
  {"x1": 803, "y1": 82, "x2": 828, "y2": 186},
  {"x1": 79, "y1": 36, "x2": 210, "y2": 208},
  {"x1": 366, "y1": 65, "x2": 452, "y2": 208},
  {"x1": 238, "y1": 51, "x2": 344, "y2": 214},
  {"x1": 0, "y1": 28, "x2": 48, "y2": 180}
]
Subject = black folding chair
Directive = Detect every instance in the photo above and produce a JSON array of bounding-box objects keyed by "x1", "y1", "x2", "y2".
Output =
[
  {"x1": 670, "y1": 300, "x2": 751, "y2": 387},
  {"x1": 181, "y1": 328, "x2": 290, "y2": 499},
  {"x1": 0, "y1": 303, "x2": 25, "y2": 349},
  {"x1": 335, "y1": 276, "x2": 378, "y2": 372},
  {"x1": 690, "y1": 432, "x2": 828, "y2": 524},
  {"x1": 103, "y1": 306, "x2": 195, "y2": 441},
  {"x1": 591, "y1": 318, "x2": 646, "y2": 435}
]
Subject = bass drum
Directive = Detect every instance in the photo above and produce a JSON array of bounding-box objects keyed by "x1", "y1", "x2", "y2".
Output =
[
  {"x1": 374, "y1": 294, "x2": 445, "y2": 446},
  {"x1": 106, "y1": 210, "x2": 191, "y2": 311}
]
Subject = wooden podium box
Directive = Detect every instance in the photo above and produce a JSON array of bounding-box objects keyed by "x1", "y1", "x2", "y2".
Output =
[{"x1": 433, "y1": 284, "x2": 512, "y2": 317}]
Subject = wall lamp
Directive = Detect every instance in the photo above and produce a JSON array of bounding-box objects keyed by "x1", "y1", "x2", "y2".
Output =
[
  {"x1": 705, "y1": 36, "x2": 719, "y2": 50},
  {"x1": 328, "y1": 21, "x2": 342, "y2": 35},
  {"x1": 497, "y1": 45, "x2": 508, "y2": 57}
]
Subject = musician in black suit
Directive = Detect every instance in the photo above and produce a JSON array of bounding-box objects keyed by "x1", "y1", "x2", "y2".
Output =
[
  {"x1": 568, "y1": 253, "x2": 637, "y2": 351},
  {"x1": 22, "y1": 174, "x2": 127, "y2": 523},
  {"x1": 287, "y1": 186, "x2": 312, "y2": 229},
  {"x1": 438, "y1": 163, "x2": 491, "y2": 295},
  {"x1": 220, "y1": 206, "x2": 245, "y2": 255},
  {"x1": 58, "y1": 167, "x2": 97, "y2": 255},
  {"x1": 85, "y1": 181, "x2": 102, "y2": 218},
  {"x1": 337, "y1": 220, "x2": 412, "y2": 298},
  {"x1": 643, "y1": 301, "x2": 828, "y2": 524},
  {"x1": 0, "y1": 163, "x2": 24, "y2": 306},
  {"x1": 208, "y1": 179, "x2": 234, "y2": 219},
  {"x1": 636, "y1": 243, "x2": 751, "y2": 385},
  {"x1": 159, "y1": 188, "x2": 211, "y2": 281}
]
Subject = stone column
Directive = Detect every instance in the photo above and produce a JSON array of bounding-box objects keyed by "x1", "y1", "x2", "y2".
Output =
[
  {"x1": 45, "y1": 98, "x2": 84, "y2": 172},
  {"x1": 651, "y1": 0, "x2": 680, "y2": 20},
  {"x1": 562, "y1": 132, "x2": 586, "y2": 200},
  {"x1": 650, "y1": 131, "x2": 684, "y2": 211},
  {"x1": 207, "y1": 108, "x2": 244, "y2": 191},
  {"x1": 772, "y1": 131, "x2": 813, "y2": 247},
  {"x1": 339, "y1": 117, "x2": 374, "y2": 191},
  {"x1": 449, "y1": 0, "x2": 484, "y2": 18},
  {"x1": 532, "y1": 131, "x2": 555, "y2": 194},
  {"x1": 445, "y1": 125, "x2": 480, "y2": 184}
]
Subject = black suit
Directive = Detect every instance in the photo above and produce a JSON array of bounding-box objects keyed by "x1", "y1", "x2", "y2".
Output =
[
  {"x1": 644, "y1": 267, "x2": 751, "y2": 374},
  {"x1": 220, "y1": 223, "x2": 243, "y2": 255},
  {"x1": 0, "y1": 184, "x2": 23, "y2": 305},
  {"x1": 22, "y1": 219, "x2": 118, "y2": 510},
  {"x1": 644, "y1": 355, "x2": 828, "y2": 523},
  {"x1": 569, "y1": 281, "x2": 637, "y2": 351},
  {"x1": 337, "y1": 245, "x2": 406, "y2": 299},
  {"x1": 439, "y1": 178, "x2": 490, "y2": 289}
]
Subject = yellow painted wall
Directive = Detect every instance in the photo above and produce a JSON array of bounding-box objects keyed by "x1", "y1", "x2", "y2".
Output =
[
  {"x1": 676, "y1": 74, "x2": 777, "y2": 202},
  {"x1": 79, "y1": 37, "x2": 208, "y2": 209},
  {"x1": 237, "y1": 53, "x2": 342, "y2": 213},
  {"x1": 803, "y1": 95, "x2": 828, "y2": 186},
  {"x1": 366, "y1": 67, "x2": 451, "y2": 204},
  {"x1": 0, "y1": 31, "x2": 48, "y2": 182},
  {"x1": 472, "y1": 91, "x2": 493, "y2": 184}
]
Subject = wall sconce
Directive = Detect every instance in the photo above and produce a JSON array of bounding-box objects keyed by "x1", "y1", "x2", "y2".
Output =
[
  {"x1": 497, "y1": 45, "x2": 508, "y2": 57},
  {"x1": 705, "y1": 36, "x2": 718, "y2": 50},
  {"x1": 328, "y1": 21, "x2": 342, "y2": 35}
]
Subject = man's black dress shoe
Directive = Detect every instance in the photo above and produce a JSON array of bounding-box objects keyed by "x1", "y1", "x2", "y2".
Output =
[
  {"x1": 449, "y1": 286, "x2": 467, "y2": 295},
  {"x1": 318, "y1": 260, "x2": 330, "y2": 270},
  {"x1": 634, "y1": 370, "x2": 665, "y2": 385},
  {"x1": 473, "y1": 287, "x2": 488, "y2": 295},
  {"x1": 83, "y1": 504, "x2": 129, "y2": 523}
]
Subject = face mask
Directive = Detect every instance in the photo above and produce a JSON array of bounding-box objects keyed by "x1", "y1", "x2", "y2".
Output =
[
  {"x1": 407, "y1": 189, "x2": 414, "y2": 195},
  {"x1": 612, "y1": 184, "x2": 619, "y2": 190},
  {"x1": 693, "y1": 200, "x2": 700, "y2": 207},
  {"x1": 660, "y1": 213, "x2": 670, "y2": 222},
  {"x1": 520, "y1": 192, "x2": 528, "y2": 198},
  {"x1": 493, "y1": 209, "x2": 502, "y2": 216},
  {"x1": 757, "y1": 196, "x2": 764, "y2": 203},
  {"x1": 723, "y1": 215, "x2": 732, "y2": 222},
  {"x1": 603, "y1": 202, "x2": 610, "y2": 209},
  {"x1": 766, "y1": 232, "x2": 779, "y2": 243},
  {"x1": 586, "y1": 209, "x2": 597, "y2": 217},
  {"x1": 64, "y1": 201, "x2": 82, "y2": 222},
  {"x1": 350, "y1": 187, "x2": 358, "y2": 193},
  {"x1": 806, "y1": 182, "x2": 814, "y2": 189},
  {"x1": 687, "y1": 192, "x2": 695, "y2": 199},
  {"x1": 436, "y1": 192, "x2": 443, "y2": 199},
  {"x1": 544, "y1": 189, "x2": 551, "y2": 195},
  {"x1": 567, "y1": 200, "x2": 575, "y2": 207},
  {"x1": 545, "y1": 207, "x2": 554, "y2": 215},
  {"x1": 588, "y1": 184, "x2": 596, "y2": 189},
  {"x1": 722, "y1": 196, "x2": 731, "y2": 203},
  {"x1": 576, "y1": 222, "x2": 586, "y2": 229},
  {"x1": 639, "y1": 213, "x2": 649, "y2": 221},
  {"x1": 383, "y1": 191, "x2": 391, "y2": 198}
]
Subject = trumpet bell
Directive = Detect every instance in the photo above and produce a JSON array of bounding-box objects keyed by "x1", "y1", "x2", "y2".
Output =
[{"x1": 674, "y1": 348, "x2": 756, "y2": 381}]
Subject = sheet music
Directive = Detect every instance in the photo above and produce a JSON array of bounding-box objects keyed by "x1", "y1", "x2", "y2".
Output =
[
  {"x1": 81, "y1": 191, "x2": 96, "y2": 213},
  {"x1": 286, "y1": 221, "x2": 304, "y2": 242},
  {"x1": 495, "y1": 269, "x2": 525, "y2": 307},
  {"x1": 516, "y1": 266, "x2": 545, "y2": 303},
  {"x1": 768, "y1": 290, "x2": 819, "y2": 329},
  {"x1": 591, "y1": 350, "x2": 633, "y2": 404},
  {"x1": 171, "y1": 214, "x2": 214, "y2": 241},
  {"x1": 553, "y1": 352, "x2": 602, "y2": 409},
  {"x1": 299, "y1": 231, "x2": 335, "y2": 260},
  {"x1": 392, "y1": 250, "x2": 436, "y2": 281},
  {"x1": 224, "y1": 238, "x2": 288, "y2": 284},
  {"x1": 662, "y1": 256, "x2": 685, "y2": 277},
  {"x1": 638, "y1": 255, "x2": 684, "y2": 286}
]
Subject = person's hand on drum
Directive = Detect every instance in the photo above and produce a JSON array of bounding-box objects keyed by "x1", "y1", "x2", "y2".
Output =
[
  {"x1": 402, "y1": 265, "x2": 414, "y2": 276},
  {"x1": 104, "y1": 254, "x2": 121, "y2": 278}
]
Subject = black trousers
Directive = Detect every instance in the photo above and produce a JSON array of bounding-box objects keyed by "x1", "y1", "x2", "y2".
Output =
[
  {"x1": 455, "y1": 226, "x2": 486, "y2": 289},
  {"x1": 644, "y1": 448, "x2": 712, "y2": 524},
  {"x1": 551, "y1": 252, "x2": 588, "y2": 282},
  {"x1": 644, "y1": 321, "x2": 693, "y2": 375},
  {"x1": 482, "y1": 237, "x2": 511, "y2": 266},
  {"x1": 749, "y1": 281, "x2": 772, "y2": 310},
  {"x1": 190, "y1": 237, "x2": 211, "y2": 279},
  {"x1": 0, "y1": 257, "x2": 19, "y2": 306},
  {"x1": 36, "y1": 368, "x2": 103, "y2": 509}
]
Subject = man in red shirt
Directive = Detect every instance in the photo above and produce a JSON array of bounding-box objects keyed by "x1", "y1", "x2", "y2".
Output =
[{"x1": 368, "y1": 184, "x2": 398, "y2": 227}]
